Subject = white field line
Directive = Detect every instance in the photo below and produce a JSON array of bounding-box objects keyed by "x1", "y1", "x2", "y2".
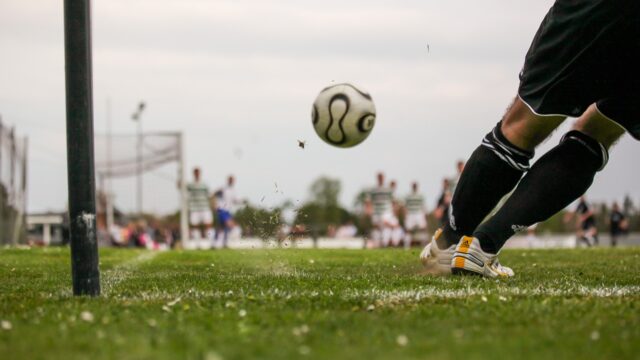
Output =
[
  {"x1": 110, "y1": 284, "x2": 640, "y2": 302},
  {"x1": 102, "y1": 251, "x2": 158, "y2": 296},
  {"x1": 342, "y1": 286, "x2": 640, "y2": 300}
]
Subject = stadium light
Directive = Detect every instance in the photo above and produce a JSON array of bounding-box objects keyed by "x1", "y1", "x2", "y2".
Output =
[
  {"x1": 131, "y1": 101, "x2": 145, "y2": 216},
  {"x1": 64, "y1": 0, "x2": 100, "y2": 296}
]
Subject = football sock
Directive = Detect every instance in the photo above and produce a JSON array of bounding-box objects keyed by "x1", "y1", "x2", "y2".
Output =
[
  {"x1": 474, "y1": 130, "x2": 608, "y2": 253},
  {"x1": 438, "y1": 122, "x2": 533, "y2": 248}
]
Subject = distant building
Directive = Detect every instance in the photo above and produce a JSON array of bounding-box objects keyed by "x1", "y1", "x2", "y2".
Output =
[{"x1": 26, "y1": 212, "x2": 67, "y2": 246}]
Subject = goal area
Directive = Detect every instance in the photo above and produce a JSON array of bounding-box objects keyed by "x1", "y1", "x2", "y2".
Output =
[{"x1": 93, "y1": 131, "x2": 188, "y2": 244}]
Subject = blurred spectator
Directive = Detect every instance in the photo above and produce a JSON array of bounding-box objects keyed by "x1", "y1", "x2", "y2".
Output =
[
  {"x1": 434, "y1": 178, "x2": 452, "y2": 228},
  {"x1": 336, "y1": 220, "x2": 358, "y2": 238}
]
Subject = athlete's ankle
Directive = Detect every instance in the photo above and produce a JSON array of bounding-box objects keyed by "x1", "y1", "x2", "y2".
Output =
[
  {"x1": 474, "y1": 231, "x2": 499, "y2": 254},
  {"x1": 439, "y1": 225, "x2": 461, "y2": 248}
]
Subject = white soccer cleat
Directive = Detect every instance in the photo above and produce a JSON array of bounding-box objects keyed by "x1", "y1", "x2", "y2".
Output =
[
  {"x1": 420, "y1": 229, "x2": 456, "y2": 276},
  {"x1": 451, "y1": 236, "x2": 514, "y2": 278}
]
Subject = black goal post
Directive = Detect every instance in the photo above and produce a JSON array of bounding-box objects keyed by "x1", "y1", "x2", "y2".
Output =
[{"x1": 64, "y1": 0, "x2": 101, "y2": 296}]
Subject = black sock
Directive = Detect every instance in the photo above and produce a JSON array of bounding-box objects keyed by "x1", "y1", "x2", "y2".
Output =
[
  {"x1": 438, "y1": 122, "x2": 532, "y2": 248},
  {"x1": 474, "y1": 130, "x2": 608, "y2": 253}
]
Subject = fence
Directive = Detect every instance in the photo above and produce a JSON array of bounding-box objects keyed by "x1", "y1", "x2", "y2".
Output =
[{"x1": 0, "y1": 116, "x2": 28, "y2": 245}]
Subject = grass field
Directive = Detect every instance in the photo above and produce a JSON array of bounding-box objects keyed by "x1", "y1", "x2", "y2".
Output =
[{"x1": 1, "y1": 247, "x2": 639, "y2": 359}]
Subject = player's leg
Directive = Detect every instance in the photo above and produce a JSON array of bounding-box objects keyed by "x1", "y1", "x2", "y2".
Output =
[
  {"x1": 449, "y1": 0, "x2": 638, "y2": 276},
  {"x1": 409, "y1": 215, "x2": 427, "y2": 249},
  {"x1": 439, "y1": 97, "x2": 565, "y2": 249},
  {"x1": 197, "y1": 210, "x2": 211, "y2": 248},
  {"x1": 189, "y1": 212, "x2": 199, "y2": 240},
  {"x1": 403, "y1": 215, "x2": 417, "y2": 249},
  {"x1": 583, "y1": 225, "x2": 595, "y2": 247},
  {"x1": 403, "y1": 224, "x2": 412, "y2": 249},
  {"x1": 588, "y1": 226, "x2": 599, "y2": 246},
  {"x1": 221, "y1": 223, "x2": 228, "y2": 248},
  {"x1": 195, "y1": 211, "x2": 206, "y2": 239},
  {"x1": 423, "y1": 98, "x2": 563, "y2": 276},
  {"x1": 403, "y1": 230, "x2": 412, "y2": 249},
  {"x1": 380, "y1": 214, "x2": 393, "y2": 247},
  {"x1": 371, "y1": 229, "x2": 380, "y2": 248},
  {"x1": 471, "y1": 104, "x2": 624, "y2": 255},
  {"x1": 222, "y1": 216, "x2": 234, "y2": 248},
  {"x1": 381, "y1": 226, "x2": 392, "y2": 248},
  {"x1": 393, "y1": 226, "x2": 404, "y2": 248},
  {"x1": 211, "y1": 209, "x2": 221, "y2": 248},
  {"x1": 389, "y1": 216, "x2": 402, "y2": 247},
  {"x1": 189, "y1": 226, "x2": 200, "y2": 241},
  {"x1": 369, "y1": 215, "x2": 380, "y2": 247},
  {"x1": 577, "y1": 224, "x2": 592, "y2": 247}
]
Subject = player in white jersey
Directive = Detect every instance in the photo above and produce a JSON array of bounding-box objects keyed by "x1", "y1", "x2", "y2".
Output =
[
  {"x1": 365, "y1": 172, "x2": 396, "y2": 247},
  {"x1": 214, "y1": 175, "x2": 240, "y2": 248},
  {"x1": 403, "y1": 182, "x2": 428, "y2": 248},
  {"x1": 186, "y1": 167, "x2": 213, "y2": 240}
]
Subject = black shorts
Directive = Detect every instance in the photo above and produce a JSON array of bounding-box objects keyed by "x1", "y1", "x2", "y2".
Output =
[
  {"x1": 518, "y1": 0, "x2": 640, "y2": 139},
  {"x1": 581, "y1": 218, "x2": 596, "y2": 231}
]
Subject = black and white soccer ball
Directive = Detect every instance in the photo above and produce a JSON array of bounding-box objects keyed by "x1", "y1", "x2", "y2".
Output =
[{"x1": 311, "y1": 83, "x2": 376, "y2": 148}]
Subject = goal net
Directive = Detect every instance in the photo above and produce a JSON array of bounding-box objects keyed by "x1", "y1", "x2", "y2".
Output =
[
  {"x1": 0, "y1": 118, "x2": 28, "y2": 245},
  {"x1": 93, "y1": 131, "x2": 188, "y2": 243}
]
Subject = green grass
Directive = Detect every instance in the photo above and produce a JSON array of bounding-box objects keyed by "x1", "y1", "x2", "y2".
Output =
[{"x1": 1, "y1": 247, "x2": 639, "y2": 359}]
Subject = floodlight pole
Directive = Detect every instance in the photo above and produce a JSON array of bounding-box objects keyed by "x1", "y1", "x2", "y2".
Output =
[
  {"x1": 64, "y1": 0, "x2": 101, "y2": 296},
  {"x1": 178, "y1": 133, "x2": 189, "y2": 246},
  {"x1": 105, "y1": 98, "x2": 114, "y2": 232},
  {"x1": 132, "y1": 102, "x2": 145, "y2": 217},
  {"x1": 137, "y1": 113, "x2": 142, "y2": 216}
]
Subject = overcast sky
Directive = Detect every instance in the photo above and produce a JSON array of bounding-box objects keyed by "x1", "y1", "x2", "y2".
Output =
[{"x1": 1, "y1": 0, "x2": 638, "y2": 214}]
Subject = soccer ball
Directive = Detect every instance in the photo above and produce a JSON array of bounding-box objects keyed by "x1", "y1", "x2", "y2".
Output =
[{"x1": 311, "y1": 83, "x2": 376, "y2": 148}]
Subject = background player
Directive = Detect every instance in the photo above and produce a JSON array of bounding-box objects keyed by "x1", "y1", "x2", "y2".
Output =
[
  {"x1": 424, "y1": 0, "x2": 639, "y2": 277},
  {"x1": 365, "y1": 172, "x2": 395, "y2": 248},
  {"x1": 566, "y1": 196, "x2": 598, "y2": 247},
  {"x1": 186, "y1": 167, "x2": 213, "y2": 241},
  {"x1": 214, "y1": 175, "x2": 240, "y2": 248},
  {"x1": 433, "y1": 178, "x2": 452, "y2": 228},
  {"x1": 403, "y1": 182, "x2": 428, "y2": 249},
  {"x1": 609, "y1": 202, "x2": 628, "y2": 247}
]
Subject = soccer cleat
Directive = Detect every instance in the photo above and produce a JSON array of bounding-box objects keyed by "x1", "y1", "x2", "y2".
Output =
[
  {"x1": 451, "y1": 236, "x2": 513, "y2": 278},
  {"x1": 420, "y1": 229, "x2": 456, "y2": 275}
]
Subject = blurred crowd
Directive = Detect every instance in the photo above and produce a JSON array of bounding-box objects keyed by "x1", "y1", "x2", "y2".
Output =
[
  {"x1": 27, "y1": 161, "x2": 636, "y2": 249},
  {"x1": 105, "y1": 219, "x2": 177, "y2": 250}
]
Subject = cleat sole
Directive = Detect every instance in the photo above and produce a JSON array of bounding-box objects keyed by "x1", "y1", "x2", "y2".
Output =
[{"x1": 451, "y1": 267, "x2": 482, "y2": 277}]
